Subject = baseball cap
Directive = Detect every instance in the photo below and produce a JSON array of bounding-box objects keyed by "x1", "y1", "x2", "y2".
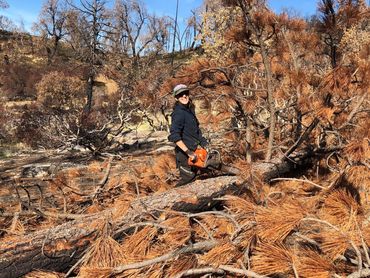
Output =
[{"x1": 173, "y1": 84, "x2": 189, "y2": 97}]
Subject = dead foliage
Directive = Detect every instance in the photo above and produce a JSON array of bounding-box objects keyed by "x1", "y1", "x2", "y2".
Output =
[
  {"x1": 166, "y1": 255, "x2": 198, "y2": 277},
  {"x1": 256, "y1": 198, "x2": 307, "y2": 242},
  {"x1": 157, "y1": 215, "x2": 191, "y2": 248},
  {"x1": 319, "y1": 189, "x2": 362, "y2": 231},
  {"x1": 121, "y1": 226, "x2": 159, "y2": 261},
  {"x1": 199, "y1": 240, "x2": 242, "y2": 266},
  {"x1": 24, "y1": 271, "x2": 64, "y2": 278},
  {"x1": 193, "y1": 214, "x2": 236, "y2": 240},
  {"x1": 296, "y1": 249, "x2": 336, "y2": 278},
  {"x1": 312, "y1": 228, "x2": 350, "y2": 260},
  {"x1": 251, "y1": 241, "x2": 296, "y2": 275}
]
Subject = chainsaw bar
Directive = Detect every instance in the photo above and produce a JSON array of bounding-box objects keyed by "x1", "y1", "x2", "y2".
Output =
[
  {"x1": 202, "y1": 149, "x2": 240, "y2": 176},
  {"x1": 219, "y1": 164, "x2": 241, "y2": 175}
]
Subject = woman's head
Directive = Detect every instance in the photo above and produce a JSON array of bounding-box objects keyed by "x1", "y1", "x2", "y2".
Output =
[{"x1": 173, "y1": 84, "x2": 190, "y2": 105}]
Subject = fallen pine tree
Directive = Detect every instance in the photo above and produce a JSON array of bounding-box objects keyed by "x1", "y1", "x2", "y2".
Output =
[
  {"x1": 0, "y1": 156, "x2": 308, "y2": 278},
  {"x1": 1, "y1": 150, "x2": 369, "y2": 278}
]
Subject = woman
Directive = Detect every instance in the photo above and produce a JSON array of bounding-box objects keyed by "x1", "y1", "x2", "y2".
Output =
[{"x1": 168, "y1": 84, "x2": 208, "y2": 187}]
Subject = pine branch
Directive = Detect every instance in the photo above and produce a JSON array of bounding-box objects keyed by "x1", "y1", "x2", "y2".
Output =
[{"x1": 111, "y1": 240, "x2": 217, "y2": 274}]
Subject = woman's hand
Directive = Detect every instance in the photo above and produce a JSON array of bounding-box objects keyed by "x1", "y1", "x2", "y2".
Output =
[{"x1": 186, "y1": 150, "x2": 197, "y2": 162}]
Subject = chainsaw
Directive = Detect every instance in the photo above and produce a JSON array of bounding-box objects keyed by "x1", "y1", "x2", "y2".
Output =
[{"x1": 188, "y1": 147, "x2": 240, "y2": 175}]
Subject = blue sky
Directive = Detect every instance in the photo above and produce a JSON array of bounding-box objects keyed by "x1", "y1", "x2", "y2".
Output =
[{"x1": 2, "y1": 0, "x2": 318, "y2": 32}]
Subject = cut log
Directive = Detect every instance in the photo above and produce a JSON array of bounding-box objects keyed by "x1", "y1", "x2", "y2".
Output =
[{"x1": 0, "y1": 157, "x2": 307, "y2": 278}]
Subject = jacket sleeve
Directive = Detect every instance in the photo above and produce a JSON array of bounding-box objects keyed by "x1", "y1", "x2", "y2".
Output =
[
  {"x1": 168, "y1": 111, "x2": 184, "y2": 143},
  {"x1": 199, "y1": 129, "x2": 209, "y2": 147}
]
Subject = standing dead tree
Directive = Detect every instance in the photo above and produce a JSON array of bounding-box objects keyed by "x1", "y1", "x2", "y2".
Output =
[
  {"x1": 315, "y1": 0, "x2": 366, "y2": 69},
  {"x1": 0, "y1": 0, "x2": 11, "y2": 30},
  {"x1": 66, "y1": 0, "x2": 109, "y2": 113},
  {"x1": 33, "y1": 0, "x2": 68, "y2": 64},
  {"x1": 224, "y1": 0, "x2": 278, "y2": 161},
  {"x1": 110, "y1": 0, "x2": 169, "y2": 67}
]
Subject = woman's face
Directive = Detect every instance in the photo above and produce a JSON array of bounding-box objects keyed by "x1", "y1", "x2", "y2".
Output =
[{"x1": 176, "y1": 91, "x2": 190, "y2": 105}]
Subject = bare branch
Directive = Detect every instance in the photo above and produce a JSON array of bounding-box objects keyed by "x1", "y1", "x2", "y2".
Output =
[
  {"x1": 173, "y1": 267, "x2": 225, "y2": 278},
  {"x1": 270, "y1": 177, "x2": 326, "y2": 190},
  {"x1": 219, "y1": 265, "x2": 268, "y2": 278},
  {"x1": 111, "y1": 240, "x2": 217, "y2": 275}
]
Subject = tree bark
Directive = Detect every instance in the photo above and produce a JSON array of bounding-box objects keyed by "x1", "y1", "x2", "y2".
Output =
[{"x1": 258, "y1": 37, "x2": 276, "y2": 161}]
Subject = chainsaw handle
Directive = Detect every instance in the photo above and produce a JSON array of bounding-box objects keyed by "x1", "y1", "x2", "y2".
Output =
[
  {"x1": 189, "y1": 153, "x2": 197, "y2": 162},
  {"x1": 188, "y1": 147, "x2": 208, "y2": 168}
]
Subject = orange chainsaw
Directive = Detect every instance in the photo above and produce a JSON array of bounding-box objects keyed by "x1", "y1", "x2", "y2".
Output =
[{"x1": 188, "y1": 147, "x2": 240, "y2": 175}]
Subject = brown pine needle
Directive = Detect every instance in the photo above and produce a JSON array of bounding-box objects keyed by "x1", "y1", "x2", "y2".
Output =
[
  {"x1": 271, "y1": 177, "x2": 326, "y2": 189},
  {"x1": 166, "y1": 255, "x2": 198, "y2": 277},
  {"x1": 252, "y1": 242, "x2": 295, "y2": 275},
  {"x1": 344, "y1": 139, "x2": 370, "y2": 163},
  {"x1": 78, "y1": 267, "x2": 111, "y2": 278},
  {"x1": 256, "y1": 199, "x2": 306, "y2": 242},
  {"x1": 24, "y1": 271, "x2": 64, "y2": 278},
  {"x1": 302, "y1": 217, "x2": 363, "y2": 271},
  {"x1": 220, "y1": 195, "x2": 256, "y2": 215},
  {"x1": 112, "y1": 240, "x2": 217, "y2": 275},
  {"x1": 345, "y1": 165, "x2": 370, "y2": 189},
  {"x1": 82, "y1": 235, "x2": 126, "y2": 267},
  {"x1": 193, "y1": 214, "x2": 236, "y2": 240},
  {"x1": 158, "y1": 216, "x2": 191, "y2": 248},
  {"x1": 199, "y1": 241, "x2": 242, "y2": 266},
  {"x1": 312, "y1": 229, "x2": 349, "y2": 260},
  {"x1": 319, "y1": 189, "x2": 362, "y2": 231},
  {"x1": 7, "y1": 212, "x2": 25, "y2": 235},
  {"x1": 297, "y1": 249, "x2": 335, "y2": 278},
  {"x1": 143, "y1": 265, "x2": 165, "y2": 278},
  {"x1": 232, "y1": 222, "x2": 257, "y2": 249},
  {"x1": 121, "y1": 226, "x2": 158, "y2": 261},
  {"x1": 363, "y1": 224, "x2": 370, "y2": 247}
]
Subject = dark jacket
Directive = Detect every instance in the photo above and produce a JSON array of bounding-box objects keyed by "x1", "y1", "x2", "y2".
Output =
[{"x1": 168, "y1": 102, "x2": 208, "y2": 151}]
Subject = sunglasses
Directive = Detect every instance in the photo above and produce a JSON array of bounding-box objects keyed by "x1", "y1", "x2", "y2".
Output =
[{"x1": 176, "y1": 91, "x2": 189, "y2": 98}]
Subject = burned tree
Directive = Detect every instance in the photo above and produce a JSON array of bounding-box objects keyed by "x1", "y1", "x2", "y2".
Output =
[
  {"x1": 110, "y1": 0, "x2": 170, "y2": 67},
  {"x1": 315, "y1": 0, "x2": 366, "y2": 68},
  {"x1": 34, "y1": 0, "x2": 68, "y2": 64},
  {"x1": 66, "y1": 0, "x2": 109, "y2": 113},
  {"x1": 0, "y1": 0, "x2": 11, "y2": 30}
]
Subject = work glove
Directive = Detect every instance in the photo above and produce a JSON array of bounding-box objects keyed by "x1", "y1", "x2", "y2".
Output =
[{"x1": 186, "y1": 150, "x2": 197, "y2": 162}]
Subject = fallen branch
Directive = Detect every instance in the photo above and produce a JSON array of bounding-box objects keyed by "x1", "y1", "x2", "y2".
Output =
[
  {"x1": 347, "y1": 268, "x2": 370, "y2": 278},
  {"x1": 270, "y1": 177, "x2": 326, "y2": 190},
  {"x1": 284, "y1": 118, "x2": 319, "y2": 158},
  {"x1": 173, "y1": 267, "x2": 225, "y2": 278},
  {"x1": 219, "y1": 265, "x2": 268, "y2": 278},
  {"x1": 336, "y1": 255, "x2": 370, "y2": 269},
  {"x1": 91, "y1": 157, "x2": 113, "y2": 200},
  {"x1": 0, "y1": 209, "x2": 103, "y2": 219},
  {"x1": 111, "y1": 240, "x2": 217, "y2": 275}
]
